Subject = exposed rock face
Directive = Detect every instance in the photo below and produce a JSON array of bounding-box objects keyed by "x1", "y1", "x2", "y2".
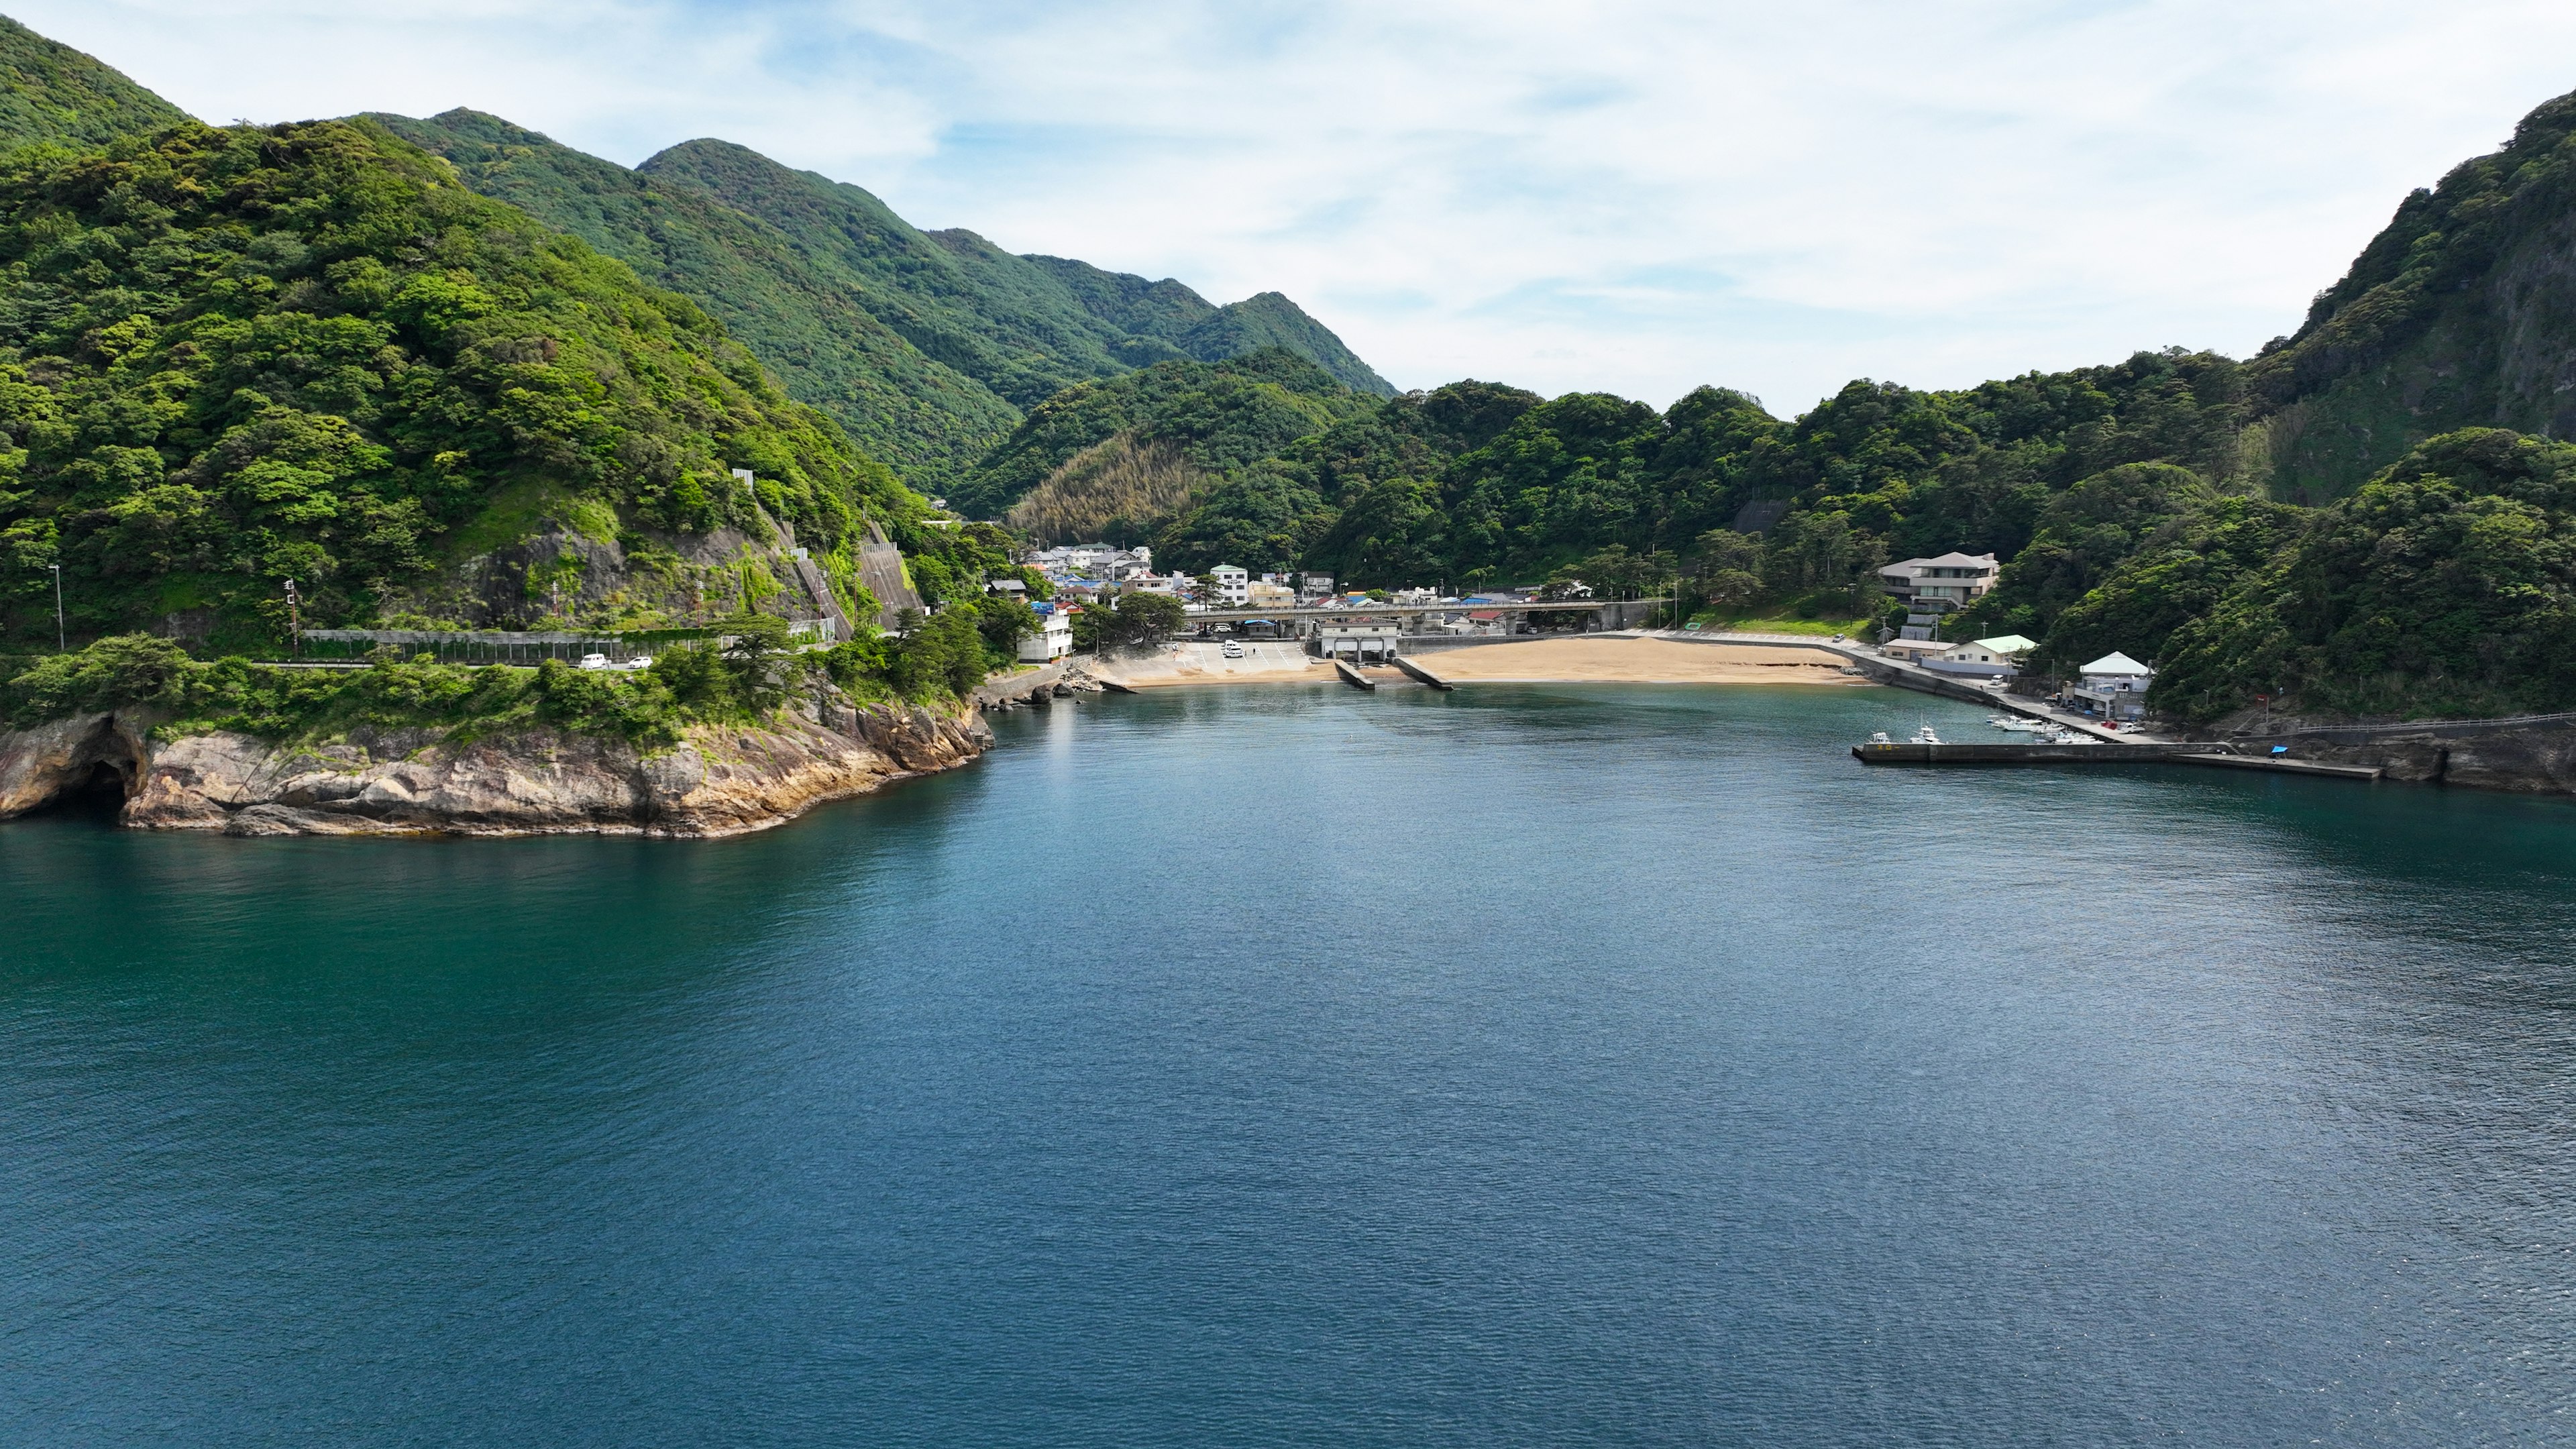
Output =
[
  {"x1": 2226, "y1": 716, "x2": 2576, "y2": 795},
  {"x1": 0, "y1": 712, "x2": 150, "y2": 817},
  {"x1": 0, "y1": 703, "x2": 991, "y2": 838}
]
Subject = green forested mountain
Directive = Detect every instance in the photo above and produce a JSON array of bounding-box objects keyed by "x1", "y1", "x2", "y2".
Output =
[
  {"x1": 14, "y1": 9, "x2": 2576, "y2": 728},
  {"x1": 374, "y1": 112, "x2": 1391, "y2": 492},
  {"x1": 2249, "y1": 91, "x2": 2576, "y2": 502},
  {"x1": 0, "y1": 15, "x2": 186, "y2": 153},
  {"x1": 2146, "y1": 429, "x2": 2576, "y2": 722},
  {"x1": 1026, "y1": 254, "x2": 1393, "y2": 396},
  {"x1": 0, "y1": 117, "x2": 947, "y2": 649},
  {"x1": 368, "y1": 109, "x2": 1016, "y2": 486},
  {"x1": 638, "y1": 138, "x2": 1395, "y2": 399}
]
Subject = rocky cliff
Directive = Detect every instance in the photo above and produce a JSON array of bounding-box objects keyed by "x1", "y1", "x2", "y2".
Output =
[
  {"x1": 0, "y1": 702, "x2": 991, "y2": 838},
  {"x1": 2221, "y1": 714, "x2": 2576, "y2": 795}
]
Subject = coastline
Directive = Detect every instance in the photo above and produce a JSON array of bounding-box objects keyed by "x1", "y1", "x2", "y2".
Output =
[
  {"x1": 0, "y1": 701, "x2": 993, "y2": 838},
  {"x1": 1099, "y1": 636, "x2": 1867, "y2": 688}
]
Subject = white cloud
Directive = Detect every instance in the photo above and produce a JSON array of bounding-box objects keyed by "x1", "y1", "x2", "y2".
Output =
[{"x1": 19, "y1": 0, "x2": 2576, "y2": 414}]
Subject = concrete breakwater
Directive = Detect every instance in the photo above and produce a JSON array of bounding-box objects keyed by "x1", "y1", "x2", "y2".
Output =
[
  {"x1": 0, "y1": 700, "x2": 991, "y2": 838},
  {"x1": 1852, "y1": 739, "x2": 2383, "y2": 780}
]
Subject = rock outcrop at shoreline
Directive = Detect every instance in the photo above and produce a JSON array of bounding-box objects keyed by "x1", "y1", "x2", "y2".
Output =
[
  {"x1": 2210, "y1": 714, "x2": 2576, "y2": 795},
  {"x1": 0, "y1": 702, "x2": 992, "y2": 838}
]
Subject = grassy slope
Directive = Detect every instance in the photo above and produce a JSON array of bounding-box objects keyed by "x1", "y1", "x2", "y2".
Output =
[{"x1": 0, "y1": 14, "x2": 189, "y2": 152}]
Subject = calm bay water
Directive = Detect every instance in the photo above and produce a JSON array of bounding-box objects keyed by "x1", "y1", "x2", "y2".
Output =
[{"x1": 5, "y1": 682, "x2": 2576, "y2": 1446}]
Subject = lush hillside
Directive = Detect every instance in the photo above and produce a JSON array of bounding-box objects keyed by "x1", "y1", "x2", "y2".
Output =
[
  {"x1": 979, "y1": 345, "x2": 2251, "y2": 596},
  {"x1": 371, "y1": 115, "x2": 1394, "y2": 490},
  {"x1": 961, "y1": 348, "x2": 1376, "y2": 525},
  {"x1": 2071, "y1": 430, "x2": 2576, "y2": 723},
  {"x1": 371, "y1": 109, "x2": 1017, "y2": 487},
  {"x1": 0, "y1": 117, "x2": 940, "y2": 651},
  {"x1": 637, "y1": 139, "x2": 1395, "y2": 402},
  {"x1": 1028, "y1": 254, "x2": 1394, "y2": 396},
  {"x1": 2248, "y1": 91, "x2": 2576, "y2": 502},
  {"x1": 0, "y1": 14, "x2": 188, "y2": 153}
]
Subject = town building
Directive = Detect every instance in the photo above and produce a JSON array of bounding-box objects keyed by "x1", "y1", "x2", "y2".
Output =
[
  {"x1": 2068, "y1": 651, "x2": 2154, "y2": 720},
  {"x1": 1922, "y1": 633, "x2": 2037, "y2": 680},
  {"x1": 1246, "y1": 580, "x2": 1295, "y2": 608},
  {"x1": 1315, "y1": 620, "x2": 1402, "y2": 659},
  {"x1": 1020, "y1": 605, "x2": 1075, "y2": 662},
  {"x1": 1880, "y1": 553, "x2": 2000, "y2": 610},
  {"x1": 1210, "y1": 564, "x2": 1250, "y2": 605}
]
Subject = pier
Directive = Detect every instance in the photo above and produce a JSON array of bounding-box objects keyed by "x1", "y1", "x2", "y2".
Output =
[
  {"x1": 1851, "y1": 739, "x2": 2384, "y2": 780},
  {"x1": 1389, "y1": 655, "x2": 1454, "y2": 690}
]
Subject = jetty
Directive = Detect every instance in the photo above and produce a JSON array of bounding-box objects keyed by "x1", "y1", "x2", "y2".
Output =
[
  {"x1": 1334, "y1": 659, "x2": 1376, "y2": 690},
  {"x1": 1389, "y1": 655, "x2": 1454, "y2": 690},
  {"x1": 1851, "y1": 738, "x2": 2383, "y2": 781}
]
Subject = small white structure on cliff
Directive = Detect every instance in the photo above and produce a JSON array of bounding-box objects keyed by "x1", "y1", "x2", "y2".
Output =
[{"x1": 1923, "y1": 634, "x2": 2036, "y2": 680}]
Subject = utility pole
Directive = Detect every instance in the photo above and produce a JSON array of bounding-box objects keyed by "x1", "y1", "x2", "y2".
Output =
[
  {"x1": 48, "y1": 563, "x2": 64, "y2": 653},
  {"x1": 283, "y1": 579, "x2": 301, "y2": 657}
]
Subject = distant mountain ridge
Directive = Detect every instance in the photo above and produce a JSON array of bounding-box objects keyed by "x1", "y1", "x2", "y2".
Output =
[{"x1": 376, "y1": 112, "x2": 1391, "y2": 490}]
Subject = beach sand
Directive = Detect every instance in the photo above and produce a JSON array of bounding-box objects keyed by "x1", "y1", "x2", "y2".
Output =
[
  {"x1": 1421, "y1": 636, "x2": 1864, "y2": 684},
  {"x1": 1100, "y1": 636, "x2": 1866, "y2": 686}
]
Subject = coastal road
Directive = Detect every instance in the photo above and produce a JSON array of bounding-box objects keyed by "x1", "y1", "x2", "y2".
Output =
[{"x1": 1650, "y1": 631, "x2": 2146, "y2": 743}]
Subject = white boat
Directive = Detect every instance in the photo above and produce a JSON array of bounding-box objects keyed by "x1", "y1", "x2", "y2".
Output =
[
  {"x1": 1987, "y1": 715, "x2": 2050, "y2": 733},
  {"x1": 1869, "y1": 731, "x2": 1892, "y2": 745},
  {"x1": 1909, "y1": 724, "x2": 1942, "y2": 745}
]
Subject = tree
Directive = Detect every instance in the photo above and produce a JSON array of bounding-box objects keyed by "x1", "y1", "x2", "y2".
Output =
[
  {"x1": 1102, "y1": 591, "x2": 1187, "y2": 649},
  {"x1": 1690, "y1": 529, "x2": 1764, "y2": 579},
  {"x1": 972, "y1": 594, "x2": 1040, "y2": 659}
]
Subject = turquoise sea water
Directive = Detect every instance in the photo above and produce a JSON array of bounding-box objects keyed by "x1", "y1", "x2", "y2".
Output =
[{"x1": 5, "y1": 682, "x2": 2575, "y2": 1446}]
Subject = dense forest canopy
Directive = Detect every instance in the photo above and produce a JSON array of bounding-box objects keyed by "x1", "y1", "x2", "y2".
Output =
[
  {"x1": 376, "y1": 110, "x2": 1391, "y2": 492},
  {"x1": 0, "y1": 15, "x2": 186, "y2": 154},
  {"x1": 0, "y1": 117, "x2": 918, "y2": 649}
]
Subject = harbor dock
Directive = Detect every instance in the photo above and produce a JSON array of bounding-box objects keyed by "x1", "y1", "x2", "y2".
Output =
[{"x1": 1851, "y1": 739, "x2": 2383, "y2": 781}]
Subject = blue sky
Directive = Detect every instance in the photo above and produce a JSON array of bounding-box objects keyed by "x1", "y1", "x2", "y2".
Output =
[{"x1": 24, "y1": 0, "x2": 2576, "y2": 416}]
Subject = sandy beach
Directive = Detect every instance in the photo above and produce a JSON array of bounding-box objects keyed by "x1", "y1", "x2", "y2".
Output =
[
  {"x1": 1422, "y1": 635, "x2": 1865, "y2": 684},
  {"x1": 1099, "y1": 636, "x2": 1866, "y2": 687}
]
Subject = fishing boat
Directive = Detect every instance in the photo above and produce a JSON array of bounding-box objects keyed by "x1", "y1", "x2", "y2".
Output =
[{"x1": 1909, "y1": 724, "x2": 1942, "y2": 745}]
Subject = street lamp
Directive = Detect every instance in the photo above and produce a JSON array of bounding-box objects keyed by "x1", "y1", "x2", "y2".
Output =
[{"x1": 47, "y1": 563, "x2": 62, "y2": 653}]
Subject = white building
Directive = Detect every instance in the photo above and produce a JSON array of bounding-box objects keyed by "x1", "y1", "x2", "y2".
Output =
[
  {"x1": 1880, "y1": 553, "x2": 2000, "y2": 610},
  {"x1": 1210, "y1": 565, "x2": 1250, "y2": 605},
  {"x1": 1020, "y1": 606, "x2": 1074, "y2": 662},
  {"x1": 1316, "y1": 621, "x2": 1402, "y2": 659},
  {"x1": 1923, "y1": 633, "x2": 2036, "y2": 680},
  {"x1": 2069, "y1": 651, "x2": 2153, "y2": 720}
]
